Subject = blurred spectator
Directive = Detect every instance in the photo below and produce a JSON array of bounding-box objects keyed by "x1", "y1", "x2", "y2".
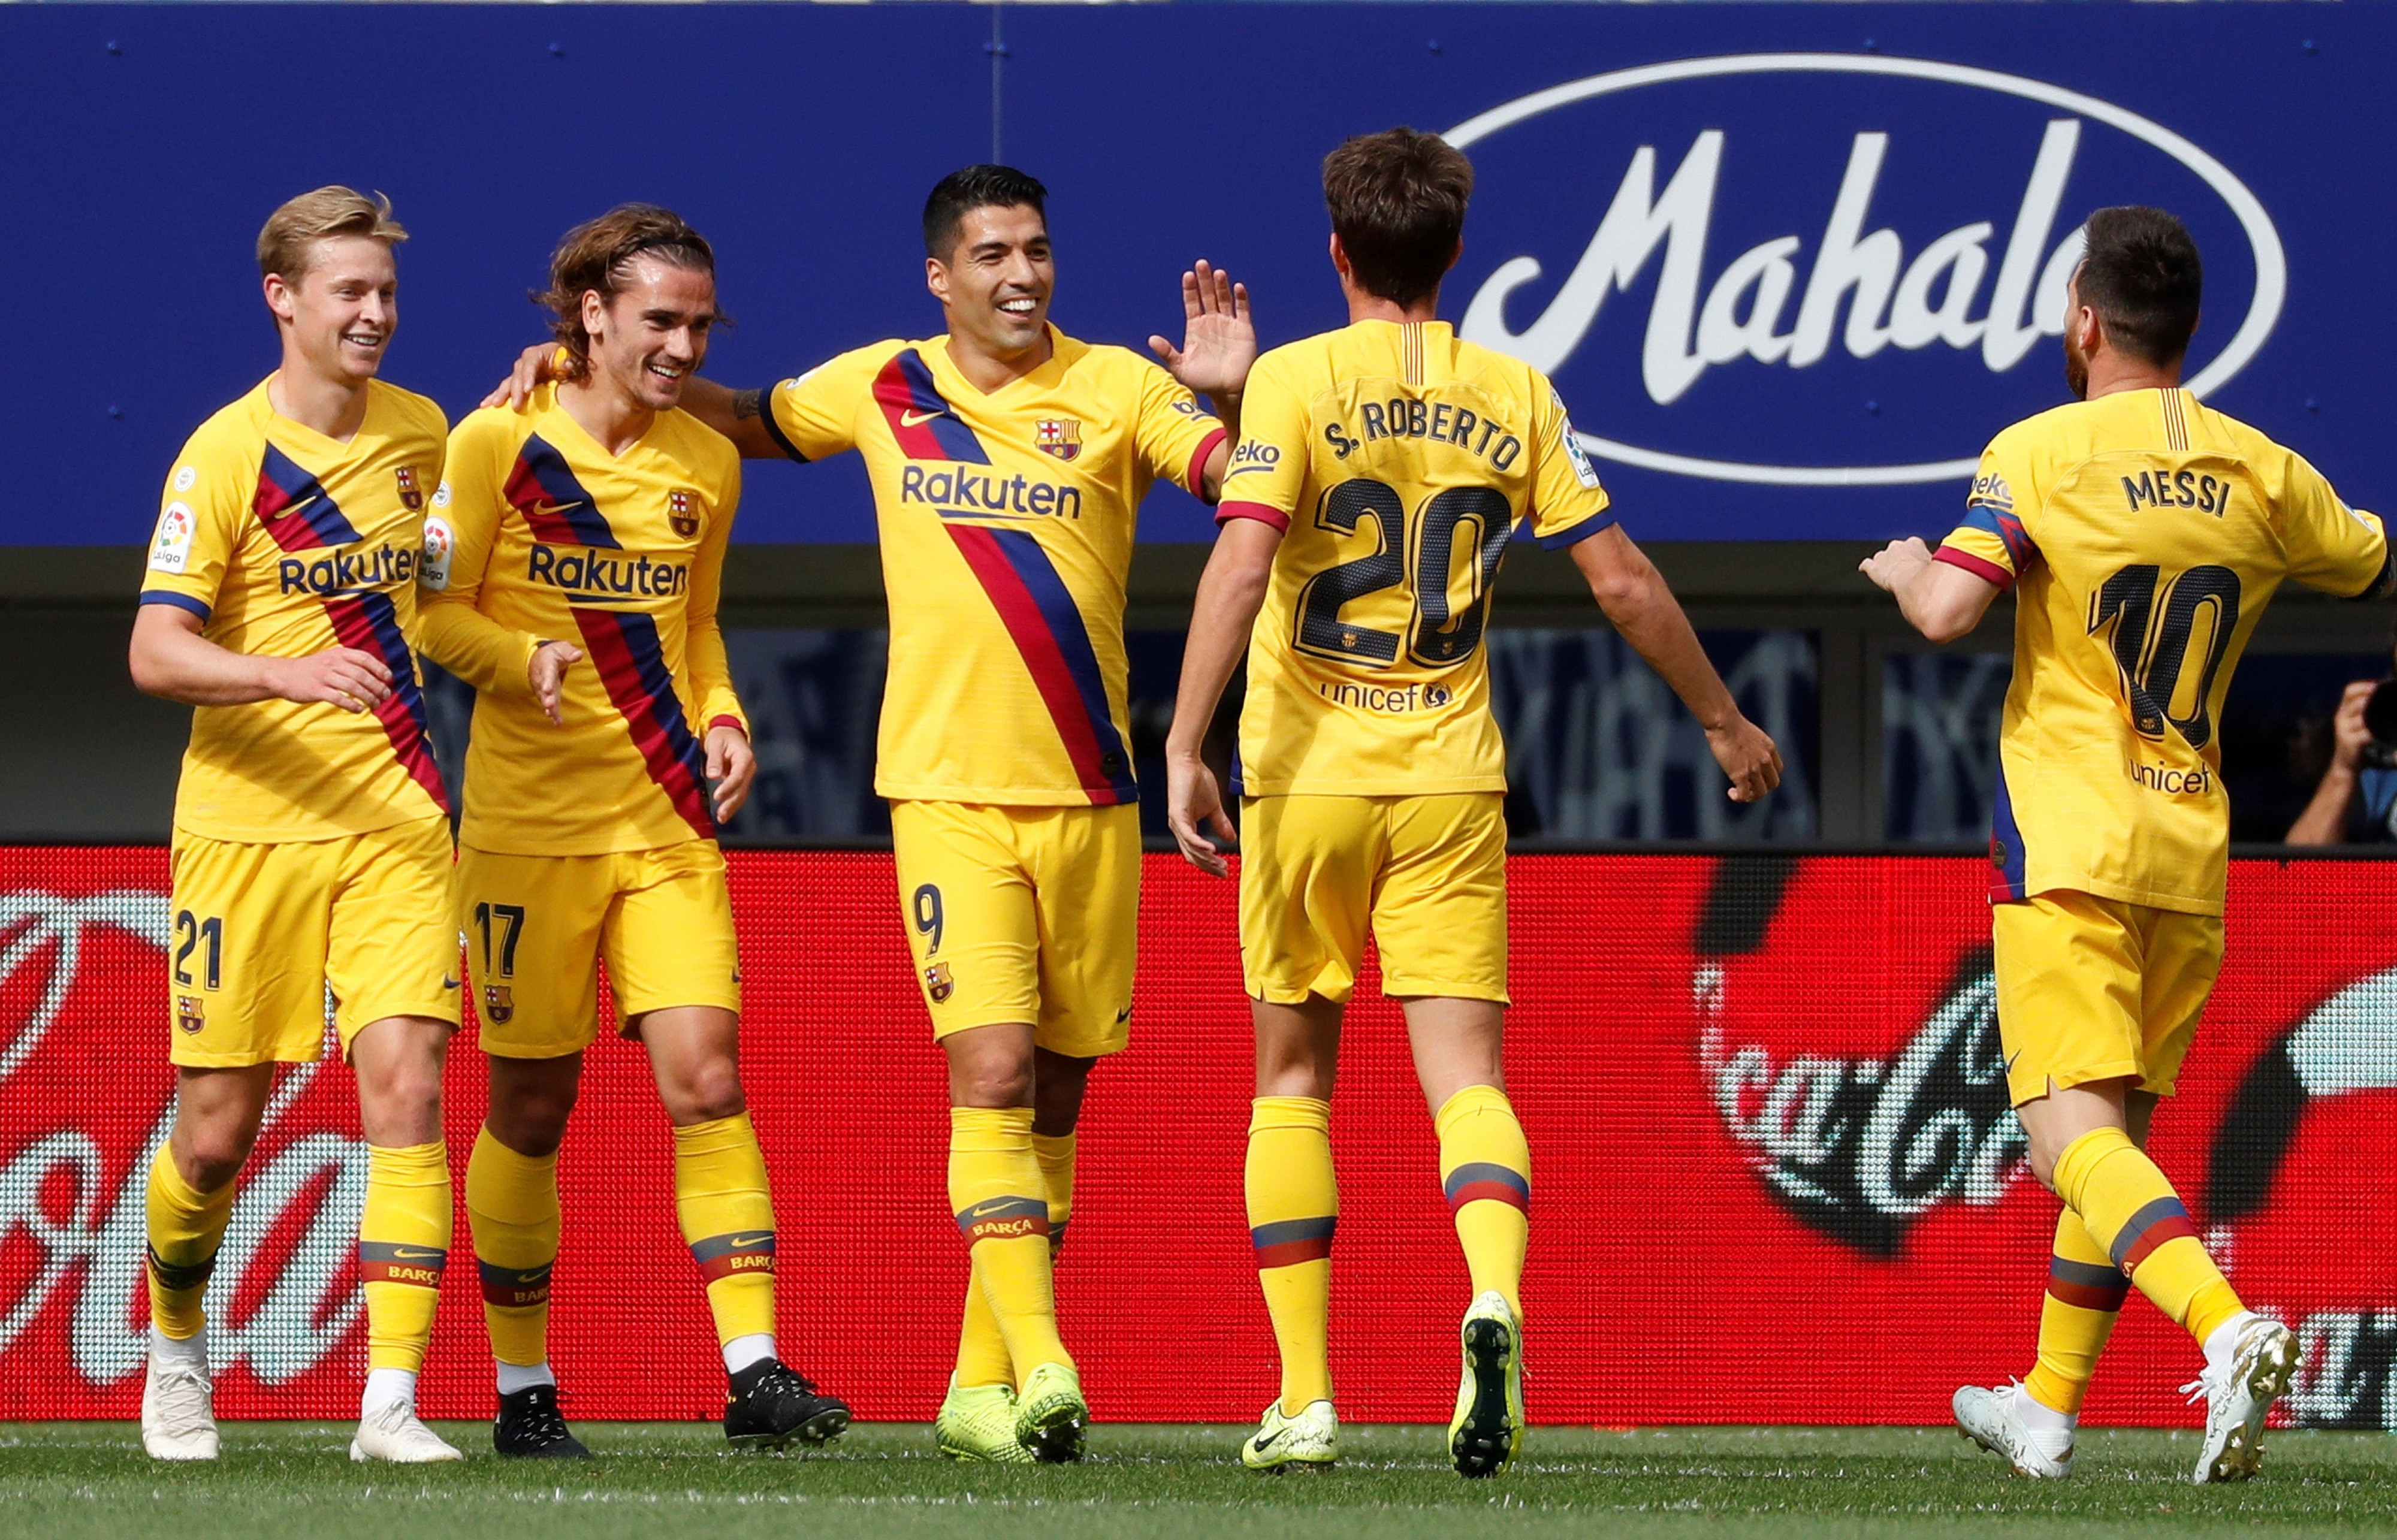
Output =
[{"x1": 2286, "y1": 635, "x2": 2397, "y2": 844}]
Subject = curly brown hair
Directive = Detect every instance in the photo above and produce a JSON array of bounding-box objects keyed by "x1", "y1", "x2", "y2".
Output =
[{"x1": 535, "y1": 204, "x2": 717, "y2": 382}]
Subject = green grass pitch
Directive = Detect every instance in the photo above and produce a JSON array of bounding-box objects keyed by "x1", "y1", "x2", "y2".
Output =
[{"x1": 4, "y1": 1422, "x2": 2393, "y2": 1539}]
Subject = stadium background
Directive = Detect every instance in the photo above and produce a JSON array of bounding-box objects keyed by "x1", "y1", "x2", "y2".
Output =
[{"x1": 1, "y1": 1, "x2": 2393, "y2": 1431}]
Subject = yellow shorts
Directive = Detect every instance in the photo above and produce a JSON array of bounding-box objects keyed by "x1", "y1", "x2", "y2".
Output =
[
  {"x1": 889, "y1": 800, "x2": 1140, "y2": 1059},
  {"x1": 457, "y1": 840, "x2": 740, "y2": 1059},
  {"x1": 1238, "y1": 793, "x2": 1508, "y2": 1006},
  {"x1": 1992, "y1": 890, "x2": 2224, "y2": 1106},
  {"x1": 166, "y1": 816, "x2": 459, "y2": 1068}
]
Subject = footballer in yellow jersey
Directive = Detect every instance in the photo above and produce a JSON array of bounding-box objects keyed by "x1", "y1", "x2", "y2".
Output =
[
  {"x1": 515, "y1": 165, "x2": 1248, "y2": 1463},
  {"x1": 754, "y1": 325, "x2": 1222, "y2": 808},
  {"x1": 1167, "y1": 131, "x2": 1778, "y2": 1479},
  {"x1": 429, "y1": 206, "x2": 847, "y2": 1460},
  {"x1": 1865, "y1": 208, "x2": 2387, "y2": 1484},
  {"x1": 127, "y1": 189, "x2": 464, "y2": 1465},
  {"x1": 425, "y1": 381, "x2": 744, "y2": 862}
]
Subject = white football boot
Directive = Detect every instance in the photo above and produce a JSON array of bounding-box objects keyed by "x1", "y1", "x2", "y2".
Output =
[
  {"x1": 1951, "y1": 1381, "x2": 2073, "y2": 1478},
  {"x1": 351, "y1": 1397, "x2": 466, "y2": 1463},
  {"x1": 2187, "y1": 1312, "x2": 2299, "y2": 1484},
  {"x1": 141, "y1": 1343, "x2": 221, "y2": 1462},
  {"x1": 1240, "y1": 1397, "x2": 1338, "y2": 1472},
  {"x1": 1450, "y1": 1290, "x2": 1524, "y2": 1478}
]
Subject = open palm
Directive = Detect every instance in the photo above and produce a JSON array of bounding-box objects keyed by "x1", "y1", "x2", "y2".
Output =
[{"x1": 1149, "y1": 260, "x2": 1254, "y2": 398}]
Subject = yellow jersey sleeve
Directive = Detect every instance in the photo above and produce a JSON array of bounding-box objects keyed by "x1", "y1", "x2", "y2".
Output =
[
  {"x1": 2277, "y1": 450, "x2": 2393, "y2": 600},
  {"x1": 1935, "y1": 430, "x2": 2043, "y2": 589},
  {"x1": 1216, "y1": 354, "x2": 1309, "y2": 529},
  {"x1": 684, "y1": 457, "x2": 745, "y2": 735},
  {"x1": 1133, "y1": 360, "x2": 1228, "y2": 499},
  {"x1": 758, "y1": 345, "x2": 892, "y2": 463},
  {"x1": 1523, "y1": 382, "x2": 1614, "y2": 547},
  {"x1": 419, "y1": 412, "x2": 542, "y2": 698},
  {"x1": 139, "y1": 421, "x2": 252, "y2": 621}
]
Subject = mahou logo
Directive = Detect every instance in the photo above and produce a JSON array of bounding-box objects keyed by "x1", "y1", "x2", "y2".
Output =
[{"x1": 1446, "y1": 55, "x2": 2286, "y2": 487}]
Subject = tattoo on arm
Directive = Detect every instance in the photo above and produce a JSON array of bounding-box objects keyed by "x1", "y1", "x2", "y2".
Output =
[{"x1": 732, "y1": 388, "x2": 762, "y2": 422}]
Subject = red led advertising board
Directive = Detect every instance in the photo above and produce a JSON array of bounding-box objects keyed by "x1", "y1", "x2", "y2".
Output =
[{"x1": 1, "y1": 849, "x2": 2390, "y2": 1427}]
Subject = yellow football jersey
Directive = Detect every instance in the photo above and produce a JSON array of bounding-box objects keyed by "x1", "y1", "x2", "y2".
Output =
[
  {"x1": 1219, "y1": 319, "x2": 1614, "y2": 796},
  {"x1": 760, "y1": 325, "x2": 1224, "y2": 805},
  {"x1": 1936, "y1": 386, "x2": 2392, "y2": 915},
  {"x1": 139, "y1": 376, "x2": 450, "y2": 843},
  {"x1": 421, "y1": 385, "x2": 746, "y2": 856}
]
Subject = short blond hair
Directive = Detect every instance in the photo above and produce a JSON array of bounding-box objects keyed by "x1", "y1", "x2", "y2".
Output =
[{"x1": 257, "y1": 187, "x2": 406, "y2": 283}]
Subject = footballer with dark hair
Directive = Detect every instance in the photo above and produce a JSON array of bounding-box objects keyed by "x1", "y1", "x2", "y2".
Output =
[
  {"x1": 1166, "y1": 126, "x2": 1779, "y2": 1477},
  {"x1": 490, "y1": 166, "x2": 1252, "y2": 1463},
  {"x1": 1864, "y1": 204, "x2": 2395, "y2": 1484}
]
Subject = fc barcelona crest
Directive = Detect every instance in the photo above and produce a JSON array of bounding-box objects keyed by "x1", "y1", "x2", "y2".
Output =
[
  {"x1": 923, "y1": 962, "x2": 955, "y2": 1004},
  {"x1": 1035, "y1": 419, "x2": 1083, "y2": 462},
  {"x1": 176, "y1": 995, "x2": 205, "y2": 1034},
  {"x1": 394, "y1": 464, "x2": 424, "y2": 511},
  {"x1": 669, "y1": 489, "x2": 700, "y2": 538},
  {"x1": 483, "y1": 984, "x2": 515, "y2": 1025}
]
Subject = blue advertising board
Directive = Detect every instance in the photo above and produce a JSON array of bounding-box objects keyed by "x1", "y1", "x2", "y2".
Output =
[{"x1": 3, "y1": 4, "x2": 2388, "y2": 547}]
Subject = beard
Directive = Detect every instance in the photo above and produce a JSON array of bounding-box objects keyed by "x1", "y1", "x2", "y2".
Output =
[{"x1": 2063, "y1": 333, "x2": 2090, "y2": 400}]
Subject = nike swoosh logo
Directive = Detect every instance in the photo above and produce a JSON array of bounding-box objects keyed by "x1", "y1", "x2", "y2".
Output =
[
  {"x1": 1252, "y1": 1429, "x2": 1284, "y2": 1451},
  {"x1": 387, "y1": 1247, "x2": 440, "y2": 1261},
  {"x1": 726, "y1": 1233, "x2": 772, "y2": 1249},
  {"x1": 529, "y1": 500, "x2": 585, "y2": 521},
  {"x1": 899, "y1": 409, "x2": 946, "y2": 428},
  {"x1": 442, "y1": 976, "x2": 460, "y2": 990}
]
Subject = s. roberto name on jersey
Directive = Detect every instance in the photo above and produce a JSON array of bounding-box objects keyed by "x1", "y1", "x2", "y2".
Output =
[{"x1": 1442, "y1": 54, "x2": 2284, "y2": 498}]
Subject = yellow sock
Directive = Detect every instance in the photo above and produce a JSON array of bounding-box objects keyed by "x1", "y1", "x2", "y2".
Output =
[
  {"x1": 951, "y1": 1107, "x2": 1069, "y2": 1380},
  {"x1": 358, "y1": 1140, "x2": 451, "y2": 1373},
  {"x1": 145, "y1": 1142, "x2": 237, "y2": 1341},
  {"x1": 956, "y1": 1131, "x2": 1077, "y2": 1390},
  {"x1": 673, "y1": 1113, "x2": 779, "y2": 1348},
  {"x1": 2025, "y1": 1208, "x2": 2127, "y2": 1415},
  {"x1": 1435, "y1": 1085, "x2": 1531, "y2": 1325},
  {"x1": 2054, "y1": 1127, "x2": 2244, "y2": 1347},
  {"x1": 1247, "y1": 1097, "x2": 1336, "y2": 1417},
  {"x1": 1035, "y1": 1132, "x2": 1076, "y2": 1258},
  {"x1": 465, "y1": 1125, "x2": 559, "y2": 1368}
]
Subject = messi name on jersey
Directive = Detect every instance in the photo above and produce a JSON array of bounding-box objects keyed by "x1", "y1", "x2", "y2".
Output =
[
  {"x1": 524, "y1": 544, "x2": 692, "y2": 599},
  {"x1": 278, "y1": 543, "x2": 420, "y2": 596},
  {"x1": 898, "y1": 464, "x2": 1084, "y2": 521}
]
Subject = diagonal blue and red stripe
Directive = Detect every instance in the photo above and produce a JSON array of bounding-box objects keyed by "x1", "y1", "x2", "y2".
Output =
[
  {"x1": 506, "y1": 436, "x2": 621, "y2": 548},
  {"x1": 324, "y1": 589, "x2": 451, "y2": 812},
  {"x1": 943, "y1": 524, "x2": 1138, "y2": 805},
  {"x1": 1443, "y1": 1162, "x2": 1531, "y2": 1215},
  {"x1": 873, "y1": 349, "x2": 991, "y2": 463},
  {"x1": 253, "y1": 445, "x2": 363, "y2": 550},
  {"x1": 571, "y1": 606, "x2": 714, "y2": 838}
]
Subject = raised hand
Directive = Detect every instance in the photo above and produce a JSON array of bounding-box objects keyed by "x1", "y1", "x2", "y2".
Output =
[{"x1": 1149, "y1": 260, "x2": 1255, "y2": 400}]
